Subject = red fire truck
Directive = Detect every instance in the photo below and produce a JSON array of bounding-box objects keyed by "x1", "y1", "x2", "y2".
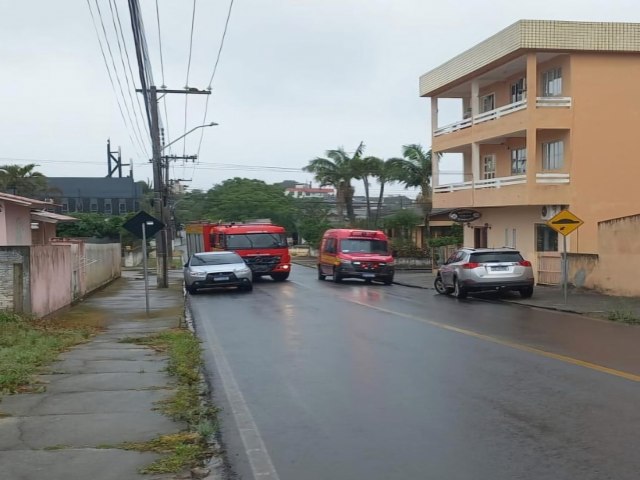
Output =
[{"x1": 185, "y1": 221, "x2": 291, "y2": 281}]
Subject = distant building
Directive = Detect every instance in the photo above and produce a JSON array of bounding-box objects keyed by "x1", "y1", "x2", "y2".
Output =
[
  {"x1": 46, "y1": 177, "x2": 144, "y2": 215},
  {"x1": 285, "y1": 183, "x2": 335, "y2": 199}
]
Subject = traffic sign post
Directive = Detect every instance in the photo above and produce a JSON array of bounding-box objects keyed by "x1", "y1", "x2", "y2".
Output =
[
  {"x1": 546, "y1": 210, "x2": 584, "y2": 304},
  {"x1": 124, "y1": 212, "x2": 165, "y2": 315}
]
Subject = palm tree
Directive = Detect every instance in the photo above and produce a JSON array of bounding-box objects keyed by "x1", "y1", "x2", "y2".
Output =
[
  {"x1": 371, "y1": 158, "x2": 399, "y2": 227},
  {"x1": 303, "y1": 143, "x2": 364, "y2": 224},
  {"x1": 353, "y1": 155, "x2": 381, "y2": 227},
  {"x1": 0, "y1": 164, "x2": 48, "y2": 198},
  {"x1": 388, "y1": 145, "x2": 439, "y2": 245}
]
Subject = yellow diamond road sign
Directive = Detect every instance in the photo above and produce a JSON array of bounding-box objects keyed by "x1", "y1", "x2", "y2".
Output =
[{"x1": 546, "y1": 209, "x2": 584, "y2": 236}]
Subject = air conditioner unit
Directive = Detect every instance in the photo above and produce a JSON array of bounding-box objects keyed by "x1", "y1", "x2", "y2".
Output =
[{"x1": 541, "y1": 205, "x2": 562, "y2": 221}]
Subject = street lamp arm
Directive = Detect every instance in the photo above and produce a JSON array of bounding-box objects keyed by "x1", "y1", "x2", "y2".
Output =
[{"x1": 162, "y1": 122, "x2": 218, "y2": 151}]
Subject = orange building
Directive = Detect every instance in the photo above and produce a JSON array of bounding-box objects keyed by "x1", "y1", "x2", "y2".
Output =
[{"x1": 420, "y1": 20, "x2": 640, "y2": 284}]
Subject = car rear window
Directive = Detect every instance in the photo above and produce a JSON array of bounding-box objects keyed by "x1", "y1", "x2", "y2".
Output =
[
  {"x1": 470, "y1": 252, "x2": 524, "y2": 263},
  {"x1": 191, "y1": 253, "x2": 242, "y2": 266}
]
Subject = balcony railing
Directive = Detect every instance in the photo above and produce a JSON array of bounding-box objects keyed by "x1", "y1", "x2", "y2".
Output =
[
  {"x1": 536, "y1": 172, "x2": 570, "y2": 184},
  {"x1": 434, "y1": 173, "x2": 570, "y2": 193},
  {"x1": 433, "y1": 97, "x2": 571, "y2": 137}
]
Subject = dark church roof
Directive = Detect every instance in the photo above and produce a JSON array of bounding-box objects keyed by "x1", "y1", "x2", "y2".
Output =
[{"x1": 46, "y1": 177, "x2": 143, "y2": 198}]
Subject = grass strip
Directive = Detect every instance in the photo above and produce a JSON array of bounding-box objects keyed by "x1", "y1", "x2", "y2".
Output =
[
  {"x1": 0, "y1": 311, "x2": 93, "y2": 395},
  {"x1": 119, "y1": 329, "x2": 218, "y2": 474}
]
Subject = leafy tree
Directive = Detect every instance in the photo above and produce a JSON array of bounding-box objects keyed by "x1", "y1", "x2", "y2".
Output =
[
  {"x1": 383, "y1": 209, "x2": 427, "y2": 258},
  {"x1": 0, "y1": 164, "x2": 48, "y2": 198},
  {"x1": 303, "y1": 143, "x2": 364, "y2": 224},
  {"x1": 56, "y1": 213, "x2": 129, "y2": 239},
  {"x1": 204, "y1": 178, "x2": 297, "y2": 232},
  {"x1": 388, "y1": 145, "x2": 439, "y2": 245},
  {"x1": 293, "y1": 197, "x2": 332, "y2": 248}
]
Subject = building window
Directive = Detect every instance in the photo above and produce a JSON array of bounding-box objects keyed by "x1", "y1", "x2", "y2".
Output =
[
  {"x1": 480, "y1": 93, "x2": 495, "y2": 113},
  {"x1": 76, "y1": 199, "x2": 83, "y2": 212},
  {"x1": 543, "y1": 141, "x2": 564, "y2": 170},
  {"x1": 90, "y1": 198, "x2": 98, "y2": 212},
  {"x1": 61, "y1": 198, "x2": 69, "y2": 213},
  {"x1": 505, "y1": 228, "x2": 517, "y2": 248},
  {"x1": 482, "y1": 155, "x2": 496, "y2": 179},
  {"x1": 104, "y1": 199, "x2": 112, "y2": 214},
  {"x1": 542, "y1": 67, "x2": 562, "y2": 96},
  {"x1": 511, "y1": 148, "x2": 527, "y2": 174},
  {"x1": 119, "y1": 200, "x2": 127, "y2": 214},
  {"x1": 536, "y1": 224, "x2": 558, "y2": 252},
  {"x1": 511, "y1": 78, "x2": 526, "y2": 103}
]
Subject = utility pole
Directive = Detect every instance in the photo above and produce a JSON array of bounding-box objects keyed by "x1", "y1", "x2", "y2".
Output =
[{"x1": 149, "y1": 85, "x2": 168, "y2": 287}]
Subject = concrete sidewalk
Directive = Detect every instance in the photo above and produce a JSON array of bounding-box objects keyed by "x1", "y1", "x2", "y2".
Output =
[
  {"x1": 292, "y1": 256, "x2": 640, "y2": 320},
  {"x1": 0, "y1": 270, "x2": 186, "y2": 480}
]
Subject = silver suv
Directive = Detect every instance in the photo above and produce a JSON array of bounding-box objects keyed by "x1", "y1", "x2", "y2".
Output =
[{"x1": 434, "y1": 248, "x2": 534, "y2": 299}]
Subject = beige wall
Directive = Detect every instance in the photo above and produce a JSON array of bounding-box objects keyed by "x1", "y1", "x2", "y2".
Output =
[{"x1": 30, "y1": 245, "x2": 73, "y2": 317}]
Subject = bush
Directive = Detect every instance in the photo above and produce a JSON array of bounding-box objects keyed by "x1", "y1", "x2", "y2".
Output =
[{"x1": 390, "y1": 238, "x2": 429, "y2": 258}]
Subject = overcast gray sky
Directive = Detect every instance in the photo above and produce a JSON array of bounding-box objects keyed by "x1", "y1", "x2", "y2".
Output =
[{"x1": 0, "y1": 0, "x2": 637, "y2": 197}]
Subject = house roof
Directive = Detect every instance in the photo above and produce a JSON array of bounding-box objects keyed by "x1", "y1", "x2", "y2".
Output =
[
  {"x1": 46, "y1": 177, "x2": 144, "y2": 198},
  {"x1": 419, "y1": 20, "x2": 640, "y2": 97},
  {"x1": 31, "y1": 211, "x2": 79, "y2": 224},
  {"x1": 0, "y1": 191, "x2": 52, "y2": 207}
]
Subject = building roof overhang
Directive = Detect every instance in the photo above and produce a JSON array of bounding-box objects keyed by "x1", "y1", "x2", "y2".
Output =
[{"x1": 419, "y1": 20, "x2": 640, "y2": 97}]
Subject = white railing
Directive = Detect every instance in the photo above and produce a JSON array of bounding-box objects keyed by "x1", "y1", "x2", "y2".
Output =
[
  {"x1": 536, "y1": 97, "x2": 572, "y2": 107},
  {"x1": 536, "y1": 173, "x2": 570, "y2": 184},
  {"x1": 433, "y1": 97, "x2": 573, "y2": 137},
  {"x1": 434, "y1": 173, "x2": 573, "y2": 193},
  {"x1": 473, "y1": 175, "x2": 527, "y2": 189},
  {"x1": 473, "y1": 100, "x2": 527, "y2": 125}
]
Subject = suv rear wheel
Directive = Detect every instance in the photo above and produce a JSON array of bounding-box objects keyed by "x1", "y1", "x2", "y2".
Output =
[{"x1": 453, "y1": 278, "x2": 467, "y2": 299}]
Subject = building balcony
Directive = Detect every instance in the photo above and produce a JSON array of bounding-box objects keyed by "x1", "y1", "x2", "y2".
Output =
[
  {"x1": 433, "y1": 173, "x2": 571, "y2": 209},
  {"x1": 434, "y1": 97, "x2": 572, "y2": 138}
]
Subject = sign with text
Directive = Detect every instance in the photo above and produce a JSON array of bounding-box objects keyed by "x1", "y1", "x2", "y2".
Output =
[{"x1": 448, "y1": 208, "x2": 482, "y2": 223}]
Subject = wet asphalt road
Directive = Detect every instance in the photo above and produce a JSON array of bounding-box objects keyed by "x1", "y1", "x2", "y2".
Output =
[{"x1": 189, "y1": 265, "x2": 640, "y2": 480}]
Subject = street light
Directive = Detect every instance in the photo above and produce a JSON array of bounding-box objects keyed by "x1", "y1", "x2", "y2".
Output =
[{"x1": 162, "y1": 122, "x2": 218, "y2": 151}]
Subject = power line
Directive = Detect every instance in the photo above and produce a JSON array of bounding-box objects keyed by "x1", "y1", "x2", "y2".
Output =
[
  {"x1": 113, "y1": 0, "x2": 151, "y2": 142},
  {"x1": 154, "y1": 0, "x2": 172, "y2": 158},
  {"x1": 86, "y1": 0, "x2": 145, "y2": 160},
  {"x1": 107, "y1": 0, "x2": 150, "y2": 155},
  {"x1": 92, "y1": 0, "x2": 149, "y2": 158},
  {"x1": 196, "y1": 0, "x2": 235, "y2": 158},
  {"x1": 182, "y1": 0, "x2": 197, "y2": 156}
]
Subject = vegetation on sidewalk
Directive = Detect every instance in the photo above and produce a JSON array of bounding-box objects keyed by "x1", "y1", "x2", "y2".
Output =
[
  {"x1": 119, "y1": 329, "x2": 218, "y2": 474},
  {"x1": 607, "y1": 308, "x2": 640, "y2": 325},
  {"x1": 0, "y1": 311, "x2": 93, "y2": 395}
]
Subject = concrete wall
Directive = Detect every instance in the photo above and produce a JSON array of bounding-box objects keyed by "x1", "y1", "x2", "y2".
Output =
[
  {"x1": 1, "y1": 203, "x2": 32, "y2": 246},
  {"x1": 85, "y1": 243, "x2": 121, "y2": 293},
  {"x1": 30, "y1": 245, "x2": 73, "y2": 317}
]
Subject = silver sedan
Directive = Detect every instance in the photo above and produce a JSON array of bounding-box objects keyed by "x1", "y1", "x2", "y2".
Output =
[{"x1": 184, "y1": 251, "x2": 253, "y2": 294}]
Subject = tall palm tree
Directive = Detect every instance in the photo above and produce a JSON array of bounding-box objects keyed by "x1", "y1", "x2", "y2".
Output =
[
  {"x1": 371, "y1": 158, "x2": 399, "y2": 227},
  {"x1": 0, "y1": 164, "x2": 48, "y2": 198},
  {"x1": 388, "y1": 145, "x2": 439, "y2": 245},
  {"x1": 353, "y1": 155, "x2": 381, "y2": 227},
  {"x1": 303, "y1": 143, "x2": 364, "y2": 224}
]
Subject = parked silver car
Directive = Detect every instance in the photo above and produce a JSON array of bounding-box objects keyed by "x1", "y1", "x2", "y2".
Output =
[
  {"x1": 184, "y1": 251, "x2": 253, "y2": 294},
  {"x1": 434, "y1": 247, "x2": 534, "y2": 299}
]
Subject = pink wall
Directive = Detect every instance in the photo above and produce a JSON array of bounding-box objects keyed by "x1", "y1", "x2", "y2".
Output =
[
  {"x1": 1, "y1": 203, "x2": 32, "y2": 246},
  {"x1": 29, "y1": 245, "x2": 73, "y2": 317}
]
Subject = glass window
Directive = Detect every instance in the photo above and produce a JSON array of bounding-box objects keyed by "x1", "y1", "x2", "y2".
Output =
[
  {"x1": 226, "y1": 233, "x2": 288, "y2": 249},
  {"x1": 543, "y1": 67, "x2": 562, "y2": 96},
  {"x1": 543, "y1": 141, "x2": 564, "y2": 170},
  {"x1": 483, "y1": 155, "x2": 496, "y2": 179},
  {"x1": 119, "y1": 200, "x2": 126, "y2": 214},
  {"x1": 104, "y1": 200, "x2": 112, "y2": 214},
  {"x1": 61, "y1": 199, "x2": 68, "y2": 213},
  {"x1": 511, "y1": 78, "x2": 526, "y2": 103},
  {"x1": 511, "y1": 148, "x2": 527, "y2": 174},
  {"x1": 470, "y1": 251, "x2": 524, "y2": 263},
  {"x1": 480, "y1": 93, "x2": 495, "y2": 113},
  {"x1": 76, "y1": 199, "x2": 83, "y2": 212},
  {"x1": 339, "y1": 239, "x2": 388, "y2": 254},
  {"x1": 90, "y1": 199, "x2": 98, "y2": 212},
  {"x1": 536, "y1": 224, "x2": 558, "y2": 252},
  {"x1": 191, "y1": 252, "x2": 243, "y2": 266}
]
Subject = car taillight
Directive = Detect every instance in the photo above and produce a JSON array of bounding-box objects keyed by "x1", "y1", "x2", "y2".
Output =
[
  {"x1": 462, "y1": 262, "x2": 480, "y2": 269},
  {"x1": 519, "y1": 260, "x2": 532, "y2": 267}
]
